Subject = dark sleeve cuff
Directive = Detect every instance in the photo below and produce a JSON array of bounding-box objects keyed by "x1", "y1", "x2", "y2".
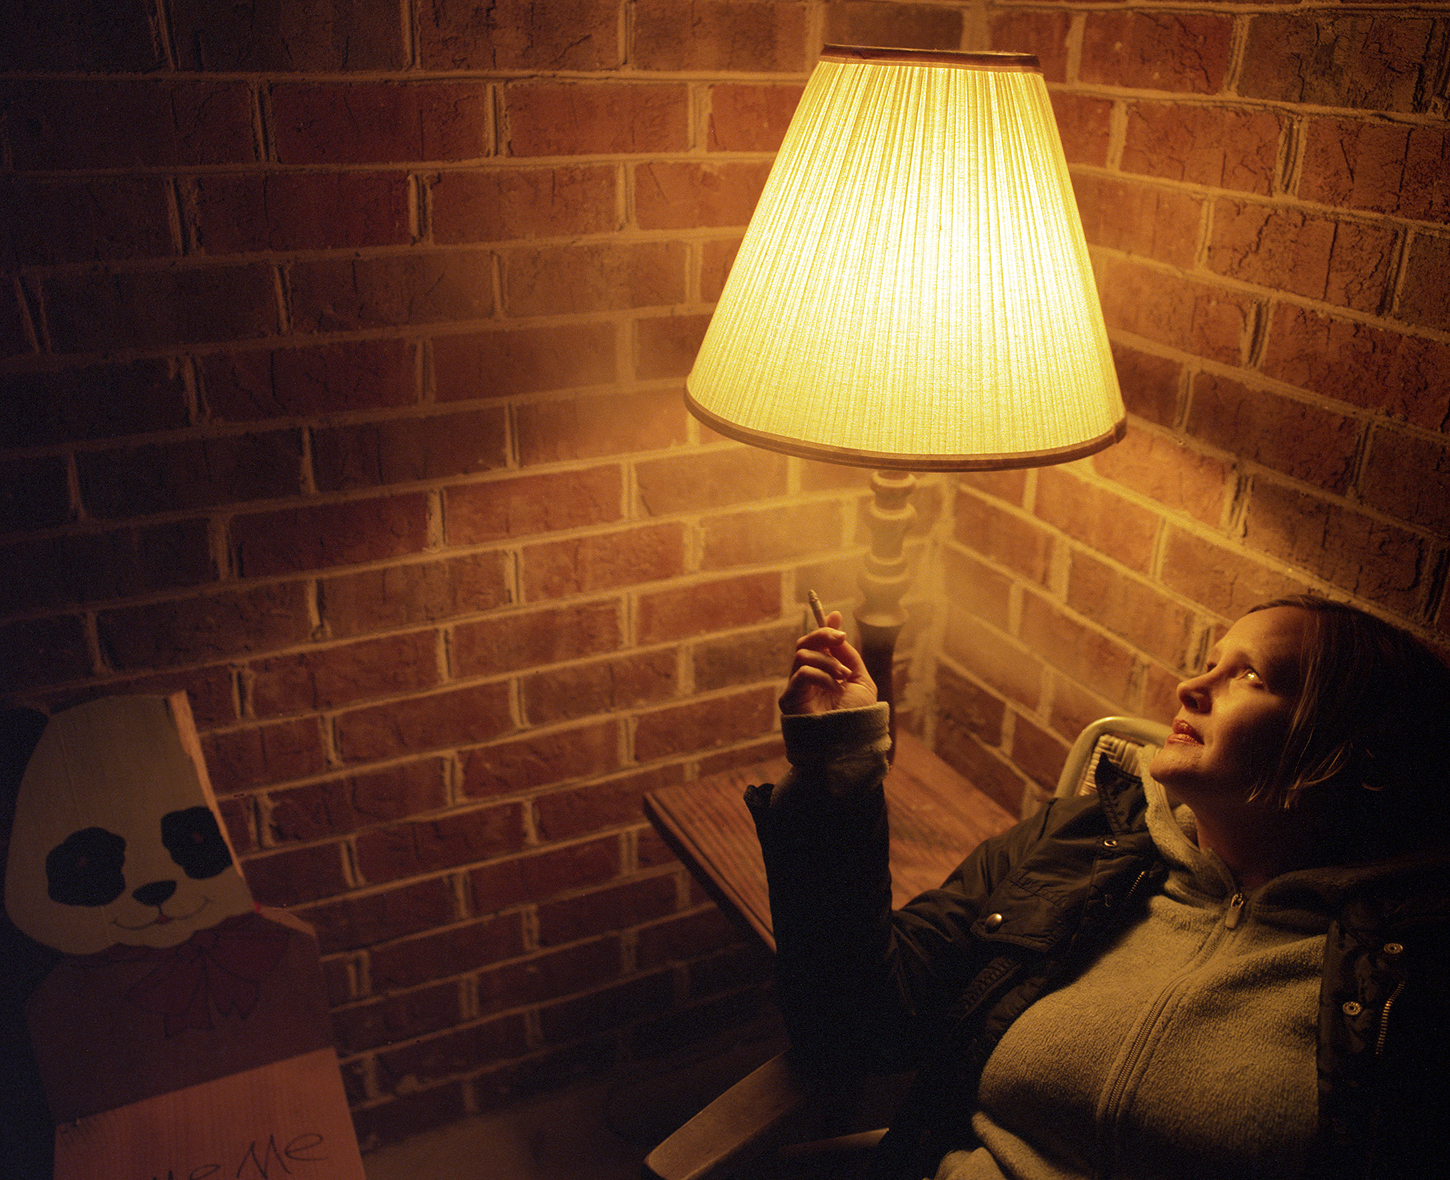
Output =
[{"x1": 755, "y1": 702, "x2": 891, "y2": 811}]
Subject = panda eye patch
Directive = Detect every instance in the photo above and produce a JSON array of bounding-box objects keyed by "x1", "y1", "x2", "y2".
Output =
[
  {"x1": 46, "y1": 827, "x2": 127, "y2": 907},
  {"x1": 161, "y1": 807, "x2": 232, "y2": 880}
]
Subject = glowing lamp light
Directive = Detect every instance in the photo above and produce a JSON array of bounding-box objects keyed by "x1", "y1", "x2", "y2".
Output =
[{"x1": 685, "y1": 46, "x2": 1125, "y2": 738}]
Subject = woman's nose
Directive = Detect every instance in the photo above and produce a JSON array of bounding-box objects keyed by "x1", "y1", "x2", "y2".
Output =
[{"x1": 1177, "y1": 675, "x2": 1209, "y2": 711}]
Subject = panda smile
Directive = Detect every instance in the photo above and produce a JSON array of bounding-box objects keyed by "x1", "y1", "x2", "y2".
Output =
[{"x1": 113, "y1": 897, "x2": 212, "y2": 931}]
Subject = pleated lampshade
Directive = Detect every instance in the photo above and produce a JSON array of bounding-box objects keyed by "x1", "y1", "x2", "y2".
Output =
[{"x1": 686, "y1": 45, "x2": 1125, "y2": 471}]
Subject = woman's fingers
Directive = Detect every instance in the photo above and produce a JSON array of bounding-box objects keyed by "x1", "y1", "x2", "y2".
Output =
[
  {"x1": 780, "y1": 611, "x2": 879, "y2": 715},
  {"x1": 830, "y1": 634, "x2": 871, "y2": 680},
  {"x1": 791, "y1": 645, "x2": 851, "y2": 680},
  {"x1": 778, "y1": 665, "x2": 844, "y2": 714}
]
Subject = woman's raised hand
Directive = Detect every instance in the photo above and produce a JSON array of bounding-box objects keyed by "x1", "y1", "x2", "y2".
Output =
[{"x1": 778, "y1": 610, "x2": 879, "y2": 716}]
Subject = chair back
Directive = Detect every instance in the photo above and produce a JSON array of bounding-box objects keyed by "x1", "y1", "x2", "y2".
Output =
[{"x1": 1055, "y1": 716, "x2": 1171, "y2": 799}]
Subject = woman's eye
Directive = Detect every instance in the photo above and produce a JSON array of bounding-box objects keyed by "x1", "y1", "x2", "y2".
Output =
[{"x1": 1242, "y1": 667, "x2": 1261, "y2": 681}]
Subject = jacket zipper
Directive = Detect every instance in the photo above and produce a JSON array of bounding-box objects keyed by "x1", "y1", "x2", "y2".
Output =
[
  {"x1": 1096, "y1": 888, "x2": 1244, "y2": 1178},
  {"x1": 1374, "y1": 979, "x2": 1406, "y2": 1056},
  {"x1": 1120, "y1": 868, "x2": 1151, "y2": 910}
]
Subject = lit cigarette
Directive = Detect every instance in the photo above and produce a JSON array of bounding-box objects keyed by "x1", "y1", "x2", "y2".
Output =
[{"x1": 807, "y1": 589, "x2": 827, "y2": 628}]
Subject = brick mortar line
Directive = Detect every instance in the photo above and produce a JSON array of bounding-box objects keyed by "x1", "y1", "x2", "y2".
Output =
[
  {"x1": 1046, "y1": 83, "x2": 1449, "y2": 120},
  {"x1": 220, "y1": 627, "x2": 763, "y2": 701},
  {"x1": 1068, "y1": 159, "x2": 1450, "y2": 233},
  {"x1": 1152, "y1": 379, "x2": 1386, "y2": 436},
  {"x1": 944, "y1": 485, "x2": 1368, "y2": 631},
  {"x1": 13, "y1": 464, "x2": 663, "y2": 519},
  {"x1": 327, "y1": 970, "x2": 668, "y2": 1052},
  {"x1": 304, "y1": 881, "x2": 684, "y2": 974},
  {"x1": 0, "y1": 155, "x2": 775, "y2": 178},
  {"x1": 0, "y1": 68, "x2": 814, "y2": 85},
  {"x1": 920, "y1": 656, "x2": 1035, "y2": 751},
  {"x1": 1088, "y1": 246, "x2": 1450, "y2": 339},
  {"x1": 1056, "y1": 467, "x2": 1447, "y2": 606},
  {"x1": 1090, "y1": 233, "x2": 1448, "y2": 300},
  {"x1": 1, "y1": 27, "x2": 1439, "y2": 83},
  {"x1": 5, "y1": 294, "x2": 729, "y2": 349},
  {"x1": 1106, "y1": 320, "x2": 1449, "y2": 395},
  {"x1": 16, "y1": 245, "x2": 1439, "y2": 369},
  {"x1": 950, "y1": 585, "x2": 1196, "y2": 705},
  {"x1": 8, "y1": 111, "x2": 1436, "y2": 180},
  {"x1": 0, "y1": 308, "x2": 735, "y2": 372},
  {"x1": 1, "y1": 230, "x2": 749, "y2": 275},
  {"x1": 943, "y1": 504, "x2": 1222, "y2": 629},
  {"x1": 0, "y1": 524, "x2": 825, "y2": 619},
  {"x1": 203, "y1": 674, "x2": 783, "y2": 762},
  {"x1": 1113, "y1": 339, "x2": 1450, "y2": 449},
  {"x1": 1065, "y1": 427, "x2": 1447, "y2": 542},
  {"x1": 955, "y1": 531, "x2": 1443, "y2": 662},
  {"x1": 994, "y1": 1, "x2": 1434, "y2": 7},
  {"x1": 337, "y1": 981, "x2": 775, "y2": 1095},
  {"x1": 0, "y1": 502, "x2": 1347, "y2": 642},
  {"x1": 11, "y1": 111, "x2": 1445, "y2": 179},
  {"x1": 7, "y1": 2, "x2": 1439, "y2": 89},
  {"x1": 1172, "y1": 353, "x2": 1450, "y2": 443},
  {"x1": 312, "y1": 864, "x2": 685, "y2": 954},
  {"x1": 216, "y1": 745, "x2": 642, "y2": 813}
]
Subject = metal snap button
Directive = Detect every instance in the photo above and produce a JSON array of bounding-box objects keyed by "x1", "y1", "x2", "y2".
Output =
[
  {"x1": 1342, "y1": 1000, "x2": 1363, "y2": 1017},
  {"x1": 983, "y1": 912, "x2": 1004, "y2": 932},
  {"x1": 1102, "y1": 837, "x2": 1118, "y2": 849},
  {"x1": 1383, "y1": 942, "x2": 1404, "y2": 955}
]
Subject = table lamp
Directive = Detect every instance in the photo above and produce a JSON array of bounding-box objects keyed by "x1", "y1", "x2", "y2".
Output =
[{"x1": 686, "y1": 45, "x2": 1126, "y2": 743}]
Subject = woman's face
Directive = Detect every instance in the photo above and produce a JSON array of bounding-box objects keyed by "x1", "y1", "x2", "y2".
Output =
[{"x1": 1149, "y1": 606, "x2": 1312, "y2": 804}]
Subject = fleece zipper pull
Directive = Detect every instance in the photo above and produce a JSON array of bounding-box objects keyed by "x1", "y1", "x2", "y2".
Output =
[{"x1": 1224, "y1": 892, "x2": 1245, "y2": 929}]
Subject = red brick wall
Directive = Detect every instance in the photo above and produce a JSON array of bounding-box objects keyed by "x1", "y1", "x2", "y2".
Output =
[
  {"x1": 2, "y1": 0, "x2": 1447, "y2": 1150},
  {"x1": 933, "y1": 2, "x2": 1450, "y2": 819}
]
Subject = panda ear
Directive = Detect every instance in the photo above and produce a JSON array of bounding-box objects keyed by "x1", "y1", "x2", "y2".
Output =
[
  {"x1": 0, "y1": 708, "x2": 57, "y2": 975},
  {"x1": 1, "y1": 708, "x2": 51, "y2": 871},
  {"x1": 1, "y1": 708, "x2": 50, "y2": 789}
]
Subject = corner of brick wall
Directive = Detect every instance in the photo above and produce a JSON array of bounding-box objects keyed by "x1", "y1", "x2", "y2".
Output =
[{"x1": 926, "y1": 0, "x2": 1450, "y2": 820}]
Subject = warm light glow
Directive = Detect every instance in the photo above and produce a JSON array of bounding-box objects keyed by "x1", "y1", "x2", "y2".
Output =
[{"x1": 687, "y1": 46, "x2": 1125, "y2": 470}]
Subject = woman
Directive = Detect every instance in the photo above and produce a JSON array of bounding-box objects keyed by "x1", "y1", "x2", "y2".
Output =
[{"x1": 749, "y1": 596, "x2": 1449, "y2": 1180}]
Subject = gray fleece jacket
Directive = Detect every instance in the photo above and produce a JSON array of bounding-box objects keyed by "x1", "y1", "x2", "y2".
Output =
[{"x1": 941, "y1": 778, "x2": 1338, "y2": 1179}]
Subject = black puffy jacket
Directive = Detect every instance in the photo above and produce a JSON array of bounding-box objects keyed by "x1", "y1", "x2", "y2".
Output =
[{"x1": 747, "y1": 757, "x2": 1450, "y2": 1180}]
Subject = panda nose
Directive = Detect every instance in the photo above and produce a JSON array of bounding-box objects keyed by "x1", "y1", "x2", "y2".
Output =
[{"x1": 132, "y1": 880, "x2": 178, "y2": 908}]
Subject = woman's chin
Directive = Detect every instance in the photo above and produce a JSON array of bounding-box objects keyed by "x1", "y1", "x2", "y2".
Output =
[
  {"x1": 1147, "y1": 745, "x2": 1195, "y2": 786},
  {"x1": 1146, "y1": 752, "x2": 1229, "y2": 806}
]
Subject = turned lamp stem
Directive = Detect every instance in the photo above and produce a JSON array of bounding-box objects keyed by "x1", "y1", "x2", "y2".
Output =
[{"x1": 856, "y1": 470, "x2": 917, "y2": 759}]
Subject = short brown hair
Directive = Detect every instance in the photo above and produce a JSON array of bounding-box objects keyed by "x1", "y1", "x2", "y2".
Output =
[{"x1": 1247, "y1": 595, "x2": 1450, "y2": 854}]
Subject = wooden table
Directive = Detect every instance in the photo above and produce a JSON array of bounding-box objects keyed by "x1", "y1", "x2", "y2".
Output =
[{"x1": 644, "y1": 731, "x2": 1018, "y2": 953}]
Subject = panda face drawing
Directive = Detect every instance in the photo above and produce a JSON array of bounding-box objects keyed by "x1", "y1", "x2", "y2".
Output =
[
  {"x1": 5, "y1": 696, "x2": 254, "y2": 956},
  {"x1": 45, "y1": 806, "x2": 233, "y2": 924}
]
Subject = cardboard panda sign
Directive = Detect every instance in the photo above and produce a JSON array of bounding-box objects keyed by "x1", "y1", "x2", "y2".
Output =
[
  {"x1": 3, "y1": 695, "x2": 364, "y2": 1179},
  {"x1": 6, "y1": 694, "x2": 255, "y2": 959}
]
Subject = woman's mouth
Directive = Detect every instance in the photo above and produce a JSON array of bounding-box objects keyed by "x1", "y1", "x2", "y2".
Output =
[{"x1": 1168, "y1": 719, "x2": 1203, "y2": 744}]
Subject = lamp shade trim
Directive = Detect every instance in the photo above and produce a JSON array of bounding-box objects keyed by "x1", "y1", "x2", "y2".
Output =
[
  {"x1": 686, "y1": 389, "x2": 1126, "y2": 472},
  {"x1": 820, "y1": 45, "x2": 1041, "y2": 72}
]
